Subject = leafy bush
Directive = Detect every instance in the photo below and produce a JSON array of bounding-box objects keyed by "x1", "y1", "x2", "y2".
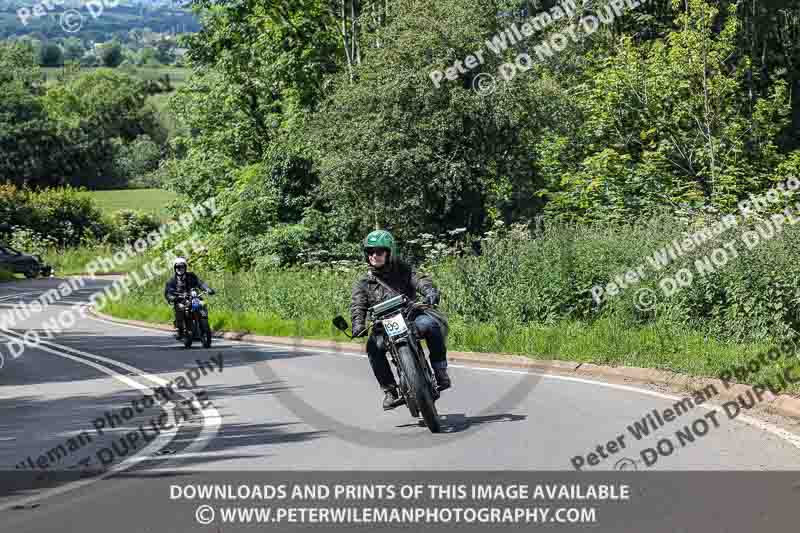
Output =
[
  {"x1": 25, "y1": 186, "x2": 109, "y2": 246},
  {"x1": 111, "y1": 209, "x2": 162, "y2": 244},
  {"x1": 0, "y1": 185, "x2": 109, "y2": 247},
  {"x1": 112, "y1": 134, "x2": 163, "y2": 188},
  {"x1": 9, "y1": 226, "x2": 58, "y2": 258}
]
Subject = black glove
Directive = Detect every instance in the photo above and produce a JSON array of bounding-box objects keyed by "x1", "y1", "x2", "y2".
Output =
[
  {"x1": 352, "y1": 324, "x2": 366, "y2": 338},
  {"x1": 207, "y1": 288, "x2": 216, "y2": 296},
  {"x1": 424, "y1": 291, "x2": 440, "y2": 306}
]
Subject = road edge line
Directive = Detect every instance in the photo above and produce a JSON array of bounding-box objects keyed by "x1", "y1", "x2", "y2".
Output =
[{"x1": 87, "y1": 307, "x2": 800, "y2": 424}]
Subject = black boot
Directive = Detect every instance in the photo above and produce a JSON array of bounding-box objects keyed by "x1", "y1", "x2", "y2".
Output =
[
  {"x1": 382, "y1": 386, "x2": 405, "y2": 410},
  {"x1": 434, "y1": 368, "x2": 451, "y2": 391}
]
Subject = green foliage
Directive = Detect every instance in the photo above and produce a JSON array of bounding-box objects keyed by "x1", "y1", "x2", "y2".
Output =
[
  {"x1": 540, "y1": 0, "x2": 794, "y2": 222},
  {"x1": 25, "y1": 186, "x2": 110, "y2": 246},
  {"x1": 9, "y1": 226, "x2": 58, "y2": 257},
  {"x1": 1, "y1": 43, "x2": 171, "y2": 189},
  {"x1": 61, "y1": 38, "x2": 84, "y2": 62},
  {"x1": 39, "y1": 43, "x2": 63, "y2": 67},
  {"x1": 112, "y1": 134, "x2": 163, "y2": 186},
  {"x1": 0, "y1": 184, "x2": 109, "y2": 247},
  {"x1": 0, "y1": 43, "x2": 72, "y2": 187},
  {"x1": 110, "y1": 209, "x2": 161, "y2": 244},
  {"x1": 313, "y1": 0, "x2": 535, "y2": 241},
  {"x1": 98, "y1": 41, "x2": 124, "y2": 68}
]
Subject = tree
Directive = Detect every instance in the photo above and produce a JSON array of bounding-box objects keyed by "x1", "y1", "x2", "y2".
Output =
[
  {"x1": 155, "y1": 40, "x2": 175, "y2": 64},
  {"x1": 139, "y1": 47, "x2": 159, "y2": 66},
  {"x1": 62, "y1": 38, "x2": 85, "y2": 62},
  {"x1": 538, "y1": 0, "x2": 795, "y2": 222},
  {"x1": 39, "y1": 43, "x2": 63, "y2": 66},
  {"x1": 41, "y1": 68, "x2": 165, "y2": 187},
  {"x1": 98, "y1": 41, "x2": 124, "y2": 68},
  {"x1": 0, "y1": 44, "x2": 73, "y2": 186}
]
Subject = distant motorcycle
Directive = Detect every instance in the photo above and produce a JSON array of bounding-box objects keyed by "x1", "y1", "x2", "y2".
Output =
[
  {"x1": 333, "y1": 295, "x2": 443, "y2": 433},
  {"x1": 175, "y1": 289, "x2": 212, "y2": 349}
]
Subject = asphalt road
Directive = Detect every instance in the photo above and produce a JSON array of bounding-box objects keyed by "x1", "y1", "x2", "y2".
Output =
[{"x1": 1, "y1": 277, "x2": 800, "y2": 532}]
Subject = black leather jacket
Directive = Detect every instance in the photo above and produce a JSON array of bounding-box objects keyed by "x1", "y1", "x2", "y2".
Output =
[
  {"x1": 164, "y1": 272, "x2": 212, "y2": 304},
  {"x1": 350, "y1": 258, "x2": 439, "y2": 336}
]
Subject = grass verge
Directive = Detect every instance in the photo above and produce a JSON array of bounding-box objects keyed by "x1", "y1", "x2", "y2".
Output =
[
  {"x1": 43, "y1": 244, "x2": 164, "y2": 276},
  {"x1": 101, "y1": 300, "x2": 798, "y2": 393}
]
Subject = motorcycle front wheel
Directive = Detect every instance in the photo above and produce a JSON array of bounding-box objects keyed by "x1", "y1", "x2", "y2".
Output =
[
  {"x1": 199, "y1": 318, "x2": 212, "y2": 348},
  {"x1": 399, "y1": 372, "x2": 420, "y2": 418},
  {"x1": 397, "y1": 344, "x2": 441, "y2": 433},
  {"x1": 183, "y1": 316, "x2": 194, "y2": 348}
]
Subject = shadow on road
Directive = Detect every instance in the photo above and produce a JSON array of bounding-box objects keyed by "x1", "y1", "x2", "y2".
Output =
[
  {"x1": 0, "y1": 381, "x2": 325, "y2": 502},
  {"x1": 0, "y1": 328, "x2": 316, "y2": 387},
  {"x1": 395, "y1": 413, "x2": 527, "y2": 433}
]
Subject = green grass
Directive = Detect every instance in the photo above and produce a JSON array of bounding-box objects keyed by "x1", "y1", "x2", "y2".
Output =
[
  {"x1": 41, "y1": 66, "x2": 190, "y2": 87},
  {"x1": 42, "y1": 243, "x2": 165, "y2": 276},
  {"x1": 101, "y1": 275, "x2": 798, "y2": 393},
  {"x1": 133, "y1": 66, "x2": 189, "y2": 87},
  {"x1": 82, "y1": 188, "x2": 178, "y2": 221}
]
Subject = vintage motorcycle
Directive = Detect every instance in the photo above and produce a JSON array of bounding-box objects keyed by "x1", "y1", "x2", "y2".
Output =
[
  {"x1": 175, "y1": 289, "x2": 213, "y2": 349},
  {"x1": 333, "y1": 294, "x2": 443, "y2": 433}
]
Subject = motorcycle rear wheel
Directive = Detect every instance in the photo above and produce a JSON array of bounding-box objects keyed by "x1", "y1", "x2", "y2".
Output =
[{"x1": 397, "y1": 344, "x2": 441, "y2": 433}]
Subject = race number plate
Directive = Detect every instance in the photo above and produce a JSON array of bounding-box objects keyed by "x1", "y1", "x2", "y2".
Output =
[{"x1": 383, "y1": 313, "x2": 408, "y2": 337}]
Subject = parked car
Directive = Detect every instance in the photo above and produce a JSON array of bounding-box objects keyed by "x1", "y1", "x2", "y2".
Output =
[{"x1": 0, "y1": 244, "x2": 53, "y2": 278}]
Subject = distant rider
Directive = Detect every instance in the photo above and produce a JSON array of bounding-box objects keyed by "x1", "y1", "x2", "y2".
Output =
[
  {"x1": 164, "y1": 257, "x2": 215, "y2": 339},
  {"x1": 350, "y1": 230, "x2": 451, "y2": 410}
]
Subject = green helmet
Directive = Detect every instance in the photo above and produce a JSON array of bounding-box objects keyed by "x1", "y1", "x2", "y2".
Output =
[{"x1": 363, "y1": 229, "x2": 397, "y2": 262}]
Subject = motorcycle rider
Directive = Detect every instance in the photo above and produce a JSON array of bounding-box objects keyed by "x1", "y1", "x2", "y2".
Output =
[
  {"x1": 164, "y1": 257, "x2": 215, "y2": 339},
  {"x1": 350, "y1": 230, "x2": 451, "y2": 410}
]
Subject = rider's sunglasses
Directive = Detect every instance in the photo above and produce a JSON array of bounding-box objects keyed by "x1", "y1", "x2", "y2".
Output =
[{"x1": 366, "y1": 248, "x2": 387, "y2": 257}]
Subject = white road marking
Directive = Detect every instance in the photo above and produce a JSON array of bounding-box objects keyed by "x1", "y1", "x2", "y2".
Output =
[
  {"x1": 1, "y1": 326, "x2": 222, "y2": 453},
  {"x1": 0, "y1": 321, "x2": 222, "y2": 510},
  {"x1": 0, "y1": 330, "x2": 181, "y2": 512},
  {"x1": 87, "y1": 312, "x2": 800, "y2": 451}
]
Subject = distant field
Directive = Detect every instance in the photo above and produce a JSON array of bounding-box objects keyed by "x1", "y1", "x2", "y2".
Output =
[
  {"x1": 41, "y1": 66, "x2": 190, "y2": 88},
  {"x1": 83, "y1": 188, "x2": 178, "y2": 221}
]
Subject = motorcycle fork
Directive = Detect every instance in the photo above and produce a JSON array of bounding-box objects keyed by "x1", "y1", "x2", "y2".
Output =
[
  {"x1": 387, "y1": 335, "x2": 410, "y2": 397},
  {"x1": 408, "y1": 324, "x2": 440, "y2": 400}
]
